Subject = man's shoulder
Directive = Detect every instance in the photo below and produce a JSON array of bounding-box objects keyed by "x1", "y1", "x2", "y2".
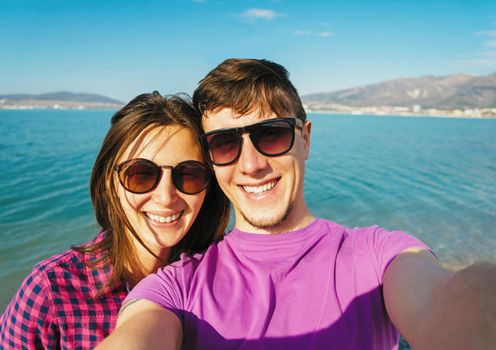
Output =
[
  {"x1": 315, "y1": 218, "x2": 425, "y2": 253},
  {"x1": 321, "y1": 219, "x2": 404, "y2": 240},
  {"x1": 313, "y1": 217, "x2": 377, "y2": 241},
  {"x1": 314, "y1": 217, "x2": 382, "y2": 233}
]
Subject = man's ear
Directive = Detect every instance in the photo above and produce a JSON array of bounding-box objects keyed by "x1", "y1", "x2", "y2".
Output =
[{"x1": 302, "y1": 120, "x2": 312, "y2": 160}]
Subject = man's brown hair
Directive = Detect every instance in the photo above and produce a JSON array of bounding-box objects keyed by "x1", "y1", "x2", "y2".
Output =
[{"x1": 193, "y1": 58, "x2": 306, "y2": 121}]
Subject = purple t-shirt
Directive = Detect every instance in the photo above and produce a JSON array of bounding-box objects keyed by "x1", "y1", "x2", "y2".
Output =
[{"x1": 127, "y1": 218, "x2": 430, "y2": 349}]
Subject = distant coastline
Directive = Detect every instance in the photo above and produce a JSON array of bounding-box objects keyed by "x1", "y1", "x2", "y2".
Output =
[
  {"x1": 0, "y1": 92, "x2": 123, "y2": 110},
  {"x1": 0, "y1": 101, "x2": 122, "y2": 110},
  {"x1": 2, "y1": 102, "x2": 495, "y2": 119},
  {"x1": 306, "y1": 107, "x2": 496, "y2": 119},
  {"x1": 302, "y1": 72, "x2": 496, "y2": 119},
  {"x1": 2, "y1": 80, "x2": 496, "y2": 118}
]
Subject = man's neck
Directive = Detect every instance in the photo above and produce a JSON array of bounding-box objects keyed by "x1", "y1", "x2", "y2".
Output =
[{"x1": 235, "y1": 212, "x2": 316, "y2": 235}]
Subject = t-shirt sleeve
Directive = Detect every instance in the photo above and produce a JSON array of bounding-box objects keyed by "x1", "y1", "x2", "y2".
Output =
[
  {"x1": 0, "y1": 267, "x2": 57, "y2": 349},
  {"x1": 369, "y1": 226, "x2": 433, "y2": 279},
  {"x1": 124, "y1": 266, "x2": 184, "y2": 320}
]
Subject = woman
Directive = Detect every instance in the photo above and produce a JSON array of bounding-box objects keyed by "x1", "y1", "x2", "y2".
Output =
[{"x1": 0, "y1": 92, "x2": 230, "y2": 349}]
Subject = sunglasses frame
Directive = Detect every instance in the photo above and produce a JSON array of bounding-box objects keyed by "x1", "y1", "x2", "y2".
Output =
[
  {"x1": 114, "y1": 158, "x2": 212, "y2": 195},
  {"x1": 200, "y1": 117, "x2": 304, "y2": 166}
]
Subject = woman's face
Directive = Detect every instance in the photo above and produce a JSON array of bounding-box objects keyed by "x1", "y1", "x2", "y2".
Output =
[{"x1": 116, "y1": 124, "x2": 207, "y2": 260}]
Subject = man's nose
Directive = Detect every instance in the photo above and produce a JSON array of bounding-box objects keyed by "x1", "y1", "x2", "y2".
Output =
[{"x1": 236, "y1": 134, "x2": 269, "y2": 175}]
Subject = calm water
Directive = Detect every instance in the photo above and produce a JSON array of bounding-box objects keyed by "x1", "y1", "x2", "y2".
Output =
[{"x1": 1, "y1": 110, "x2": 495, "y2": 311}]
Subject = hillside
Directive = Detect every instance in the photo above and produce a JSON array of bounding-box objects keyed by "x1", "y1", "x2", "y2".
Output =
[
  {"x1": 301, "y1": 73, "x2": 496, "y2": 117},
  {"x1": 0, "y1": 91, "x2": 124, "y2": 109}
]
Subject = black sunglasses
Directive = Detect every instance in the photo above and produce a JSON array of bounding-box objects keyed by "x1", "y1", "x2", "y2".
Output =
[
  {"x1": 200, "y1": 118, "x2": 304, "y2": 166},
  {"x1": 114, "y1": 159, "x2": 212, "y2": 195}
]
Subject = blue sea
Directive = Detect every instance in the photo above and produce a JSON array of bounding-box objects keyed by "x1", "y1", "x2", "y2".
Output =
[{"x1": 1, "y1": 110, "x2": 495, "y2": 311}]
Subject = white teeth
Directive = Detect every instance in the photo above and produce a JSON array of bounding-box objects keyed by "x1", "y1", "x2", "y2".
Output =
[
  {"x1": 243, "y1": 180, "x2": 277, "y2": 194},
  {"x1": 146, "y1": 212, "x2": 182, "y2": 223}
]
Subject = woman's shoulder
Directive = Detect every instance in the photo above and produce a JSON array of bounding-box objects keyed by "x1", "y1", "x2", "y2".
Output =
[
  {"x1": 33, "y1": 246, "x2": 82, "y2": 275},
  {"x1": 0, "y1": 231, "x2": 122, "y2": 348},
  {"x1": 0, "y1": 236, "x2": 99, "y2": 328},
  {"x1": 33, "y1": 231, "x2": 106, "y2": 275},
  {"x1": 14, "y1": 231, "x2": 121, "y2": 310},
  {"x1": 19, "y1": 231, "x2": 115, "y2": 302}
]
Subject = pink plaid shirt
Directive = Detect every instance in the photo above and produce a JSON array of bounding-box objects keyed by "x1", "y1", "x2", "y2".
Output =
[{"x1": 0, "y1": 232, "x2": 127, "y2": 349}]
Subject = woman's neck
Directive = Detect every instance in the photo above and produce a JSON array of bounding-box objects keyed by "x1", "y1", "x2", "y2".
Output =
[{"x1": 126, "y1": 236, "x2": 170, "y2": 289}]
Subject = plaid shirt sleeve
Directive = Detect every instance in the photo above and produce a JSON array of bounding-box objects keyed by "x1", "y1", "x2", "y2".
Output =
[{"x1": 0, "y1": 266, "x2": 59, "y2": 349}]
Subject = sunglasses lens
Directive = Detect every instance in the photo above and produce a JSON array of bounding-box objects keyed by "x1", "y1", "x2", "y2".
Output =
[
  {"x1": 173, "y1": 161, "x2": 211, "y2": 194},
  {"x1": 252, "y1": 121, "x2": 294, "y2": 156},
  {"x1": 206, "y1": 131, "x2": 241, "y2": 165},
  {"x1": 203, "y1": 119, "x2": 298, "y2": 166},
  {"x1": 121, "y1": 160, "x2": 160, "y2": 193}
]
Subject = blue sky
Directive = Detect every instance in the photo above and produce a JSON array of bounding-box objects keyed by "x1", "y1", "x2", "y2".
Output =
[{"x1": 1, "y1": 0, "x2": 495, "y2": 102}]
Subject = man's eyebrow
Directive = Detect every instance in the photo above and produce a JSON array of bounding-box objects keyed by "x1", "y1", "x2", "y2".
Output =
[{"x1": 118, "y1": 298, "x2": 141, "y2": 317}]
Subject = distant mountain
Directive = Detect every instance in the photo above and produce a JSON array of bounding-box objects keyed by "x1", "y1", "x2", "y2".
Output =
[
  {"x1": 0, "y1": 91, "x2": 123, "y2": 104},
  {"x1": 0, "y1": 91, "x2": 124, "y2": 109},
  {"x1": 302, "y1": 73, "x2": 496, "y2": 110}
]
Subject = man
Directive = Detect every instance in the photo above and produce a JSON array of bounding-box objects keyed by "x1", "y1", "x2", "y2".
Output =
[{"x1": 97, "y1": 59, "x2": 496, "y2": 349}]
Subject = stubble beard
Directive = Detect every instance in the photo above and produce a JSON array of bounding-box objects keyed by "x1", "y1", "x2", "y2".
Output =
[{"x1": 239, "y1": 201, "x2": 295, "y2": 231}]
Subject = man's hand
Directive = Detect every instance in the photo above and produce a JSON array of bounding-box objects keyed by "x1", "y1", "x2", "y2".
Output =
[
  {"x1": 95, "y1": 299, "x2": 183, "y2": 350},
  {"x1": 384, "y1": 249, "x2": 496, "y2": 349}
]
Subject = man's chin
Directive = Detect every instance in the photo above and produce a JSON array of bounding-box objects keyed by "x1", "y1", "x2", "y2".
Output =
[{"x1": 240, "y1": 203, "x2": 294, "y2": 231}]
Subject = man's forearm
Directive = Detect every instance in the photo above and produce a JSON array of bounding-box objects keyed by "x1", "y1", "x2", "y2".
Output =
[
  {"x1": 410, "y1": 262, "x2": 496, "y2": 349},
  {"x1": 96, "y1": 307, "x2": 182, "y2": 350}
]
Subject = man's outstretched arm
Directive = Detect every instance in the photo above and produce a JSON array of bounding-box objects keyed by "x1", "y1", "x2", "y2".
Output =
[
  {"x1": 384, "y1": 249, "x2": 496, "y2": 349},
  {"x1": 95, "y1": 299, "x2": 183, "y2": 350}
]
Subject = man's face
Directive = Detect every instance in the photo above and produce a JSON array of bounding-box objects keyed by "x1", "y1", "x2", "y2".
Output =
[{"x1": 202, "y1": 108, "x2": 312, "y2": 233}]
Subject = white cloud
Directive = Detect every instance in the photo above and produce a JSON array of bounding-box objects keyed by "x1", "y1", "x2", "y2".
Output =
[
  {"x1": 293, "y1": 29, "x2": 312, "y2": 36},
  {"x1": 475, "y1": 30, "x2": 496, "y2": 48},
  {"x1": 458, "y1": 56, "x2": 496, "y2": 67},
  {"x1": 292, "y1": 29, "x2": 333, "y2": 38},
  {"x1": 316, "y1": 31, "x2": 333, "y2": 37},
  {"x1": 240, "y1": 8, "x2": 281, "y2": 20},
  {"x1": 456, "y1": 30, "x2": 496, "y2": 67},
  {"x1": 477, "y1": 31, "x2": 496, "y2": 61},
  {"x1": 484, "y1": 40, "x2": 496, "y2": 48},
  {"x1": 476, "y1": 30, "x2": 496, "y2": 37}
]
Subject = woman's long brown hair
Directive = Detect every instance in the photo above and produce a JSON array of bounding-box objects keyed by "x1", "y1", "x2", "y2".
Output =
[{"x1": 74, "y1": 91, "x2": 230, "y2": 292}]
